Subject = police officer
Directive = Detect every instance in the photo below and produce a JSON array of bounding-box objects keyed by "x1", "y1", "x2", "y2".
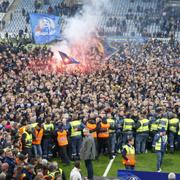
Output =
[
  {"x1": 43, "y1": 116, "x2": 54, "y2": 159},
  {"x1": 152, "y1": 127, "x2": 167, "y2": 172},
  {"x1": 107, "y1": 113, "x2": 116, "y2": 156},
  {"x1": 168, "y1": 113, "x2": 179, "y2": 153},
  {"x1": 135, "y1": 113, "x2": 149, "y2": 154},
  {"x1": 68, "y1": 114, "x2": 84, "y2": 160},
  {"x1": 122, "y1": 113, "x2": 135, "y2": 145},
  {"x1": 121, "y1": 137, "x2": 136, "y2": 170},
  {"x1": 21, "y1": 126, "x2": 32, "y2": 158}
]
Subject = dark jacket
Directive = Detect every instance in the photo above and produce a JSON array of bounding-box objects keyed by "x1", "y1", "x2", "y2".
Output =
[
  {"x1": 4, "y1": 156, "x2": 15, "y2": 177},
  {"x1": 80, "y1": 135, "x2": 96, "y2": 160}
]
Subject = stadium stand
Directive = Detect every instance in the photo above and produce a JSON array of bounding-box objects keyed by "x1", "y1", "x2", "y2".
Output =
[{"x1": 1, "y1": 0, "x2": 180, "y2": 40}]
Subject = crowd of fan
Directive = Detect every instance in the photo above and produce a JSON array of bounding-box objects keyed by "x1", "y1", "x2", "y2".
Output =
[{"x1": 0, "y1": 38, "x2": 179, "y2": 179}]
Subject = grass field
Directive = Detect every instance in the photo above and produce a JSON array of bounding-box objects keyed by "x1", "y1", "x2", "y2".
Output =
[{"x1": 56, "y1": 152, "x2": 180, "y2": 178}]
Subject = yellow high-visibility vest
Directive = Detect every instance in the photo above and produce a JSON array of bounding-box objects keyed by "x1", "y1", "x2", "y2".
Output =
[
  {"x1": 107, "y1": 118, "x2": 115, "y2": 133},
  {"x1": 70, "y1": 120, "x2": 81, "y2": 137},
  {"x1": 137, "y1": 119, "x2": 149, "y2": 132},
  {"x1": 169, "y1": 118, "x2": 179, "y2": 133},
  {"x1": 23, "y1": 131, "x2": 32, "y2": 148},
  {"x1": 155, "y1": 135, "x2": 167, "y2": 151},
  {"x1": 123, "y1": 118, "x2": 134, "y2": 131}
]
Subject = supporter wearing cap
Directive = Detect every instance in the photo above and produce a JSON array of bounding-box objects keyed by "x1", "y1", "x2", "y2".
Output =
[{"x1": 152, "y1": 127, "x2": 167, "y2": 172}]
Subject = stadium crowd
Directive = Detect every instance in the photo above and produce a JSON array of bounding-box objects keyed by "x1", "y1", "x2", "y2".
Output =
[{"x1": 0, "y1": 37, "x2": 179, "y2": 179}]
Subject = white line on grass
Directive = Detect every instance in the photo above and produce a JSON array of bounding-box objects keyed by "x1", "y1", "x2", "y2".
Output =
[{"x1": 103, "y1": 156, "x2": 116, "y2": 177}]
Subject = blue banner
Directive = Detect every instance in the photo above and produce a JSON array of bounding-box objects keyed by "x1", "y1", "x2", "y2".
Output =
[
  {"x1": 117, "y1": 170, "x2": 180, "y2": 180},
  {"x1": 30, "y1": 13, "x2": 61, "y2": 44}
]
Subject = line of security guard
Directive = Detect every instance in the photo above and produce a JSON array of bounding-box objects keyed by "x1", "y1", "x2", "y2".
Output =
[{"x1": 19, "y1": 112, "x2": 180, "y2": 162}]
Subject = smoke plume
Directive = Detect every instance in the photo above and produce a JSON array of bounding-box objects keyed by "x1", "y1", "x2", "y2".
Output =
[{"x1": 62, "y1": 0, "x2": 110, "y2": 45}]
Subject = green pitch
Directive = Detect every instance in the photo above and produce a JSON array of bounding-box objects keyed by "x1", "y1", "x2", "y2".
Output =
[{"x1": 56, "y1": 152, "x2": 180, "y2": 178}]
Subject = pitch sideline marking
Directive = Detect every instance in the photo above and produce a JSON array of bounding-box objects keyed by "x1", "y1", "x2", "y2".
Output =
[{"x1": 103, "y1": 156, "x2": 116, "y2": 177}]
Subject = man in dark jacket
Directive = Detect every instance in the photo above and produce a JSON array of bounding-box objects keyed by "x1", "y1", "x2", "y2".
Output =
[
  {"x1": 80, "y1": 128, "x2": 96, "y2": 180},
  {"x1": 4, "y1": 149, "x2": 15, "y2": 178}
]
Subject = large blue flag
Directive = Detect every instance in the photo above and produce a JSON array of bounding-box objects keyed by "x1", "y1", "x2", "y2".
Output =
[
  {"x1": 30, "y1": 13, "x2": 61, "y2": 44},
  {"x1": 59, "y1": 51, "x2": 80, "y2": 65}
]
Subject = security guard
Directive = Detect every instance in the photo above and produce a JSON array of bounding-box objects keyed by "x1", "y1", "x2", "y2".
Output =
[
  {"x1": 177, "y1": 122, "x2": 180, "y2": 150},
  {"x1": 86, "y1": 116, "x2": 98, "y2": 153},
  {"x1": 122, "y1": 114, "x2": 135, "y2": 145},
  {"x1": 135, "y1": 115, "x2": 149, "y2": 154},
  {"x1": 32, "y1": 123, "x2": 44, "y2": 157},
  {"x1": 68, "y1": 114, "x2": 84, "y2": 160},
  {"x1": 19, "y1": 121, "x2": 28, "y2": 151},
  {"x1": 19, "y1": 121, "x2": 28, "y2": 137},
  {"x1": 48, "y1": 162, "x2": 66, "y2": 180},
  {"x1": 43, "y1": 116, "x2": 54, "y2": 159},
  {"x1": 21, "y1": 126, "x2": 32, "y2": 157},
  {"x1": 168, "y1": 113, "x2": 179, "y2": 153},
  {"x1": 30, "y1": 122, "x2": 38, "y2": 131},
  {"x1": 107, "y1": 113, "x2": 116, "y2": 157},
  {"x1": 158, "y1": 113, "x2": 168, "y2": 131},
  {"x1": 122, "y1": 137, "x2": 136, "y2": 170},
  {"x1": 97, "y1": 115, "x2": 111, "y2": 159},
  {"x1": 56, "y1": 122, "x2": 70, "y2": 165},
  {"x1": 149, "y1": 113, "x2": 159, "y2": 151},
  {"x1": 115, "y1": 112, "x2": 124, "y2": 153},
  {"x1": 152, "y1": 127, "x2": 167, "y2": 172}
]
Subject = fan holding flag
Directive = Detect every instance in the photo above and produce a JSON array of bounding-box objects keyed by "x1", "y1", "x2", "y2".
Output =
[{"x1": 59, "y1": 51, "x2": 80, "y2": 65}]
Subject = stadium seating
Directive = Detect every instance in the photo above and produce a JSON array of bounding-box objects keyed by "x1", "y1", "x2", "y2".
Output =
[
  {"x1": 2, "y1": 0, "x2": 180, "y2": 40},
  {"x1": 4, "y1": 0, "x2": 63, "y2": 34},
  {"x1": 0, "y1": 0, "x2": 14, "y2": 23},
  {"x1": 98, "y1": 0, "x2": 180, "y2": 40}
]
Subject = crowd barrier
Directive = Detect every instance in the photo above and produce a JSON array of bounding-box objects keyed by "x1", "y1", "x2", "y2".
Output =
[{"x1": 117, "y1": 170, "x2": 180, "y2": 180}]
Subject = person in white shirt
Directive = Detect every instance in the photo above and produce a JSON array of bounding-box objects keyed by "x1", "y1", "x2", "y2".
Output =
[{"x1": 70, "y1": 161, "x2": 82, "y2": 180}]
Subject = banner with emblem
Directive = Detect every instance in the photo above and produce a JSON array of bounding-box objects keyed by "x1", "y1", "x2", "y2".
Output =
[{"x1": 30, "y1": 13, "x2": 61, "y2": 44}]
